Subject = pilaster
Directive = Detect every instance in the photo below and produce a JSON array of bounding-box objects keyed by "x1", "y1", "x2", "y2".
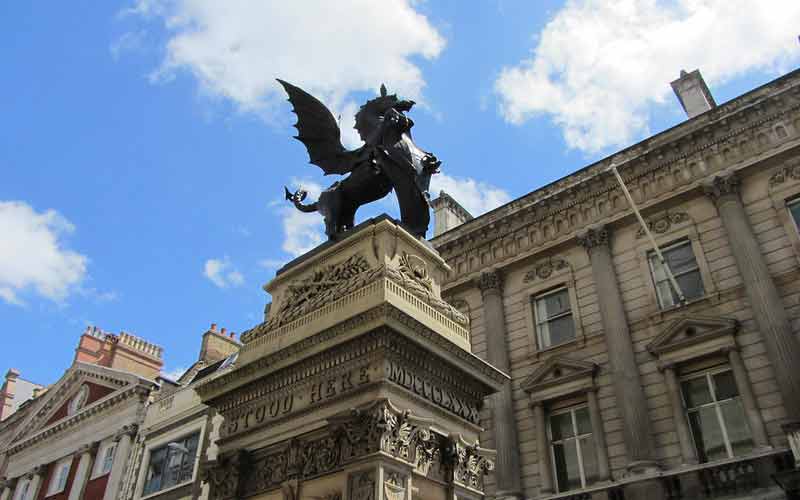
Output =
[
  {"x1": 531, "y1": 402, "x2": 554, "y2": 495},
  {"x1": 723, "y1": 346, "x2": 770, "y2": 449},
  {"x1": 659, "y1": 362, "x2": 698, "y2": 465},
  {"x1": 577, "y1": 225, "x2": 660, "y2": 475},
  {"x1": 477, "y1": 269, "x2": 523, "y2": 499},
  {"x1": 103, "y1": 425, "x2": 136, "y2": 500},
  {"x1": 68, "y1": 442, "x2": 98, "y2": 500},
  {"x1": 704, "y1": 172, "x2": 800, "y2": 421}
]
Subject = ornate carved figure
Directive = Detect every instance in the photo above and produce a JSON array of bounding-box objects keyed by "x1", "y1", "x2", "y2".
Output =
[{"x1": 279, "y1": 80, "x2": 441, "y2": 238}]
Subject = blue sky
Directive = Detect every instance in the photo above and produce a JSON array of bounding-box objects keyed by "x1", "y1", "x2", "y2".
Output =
[{"x1": 2, "y1": 1, "x2": 799, "y2": 384}]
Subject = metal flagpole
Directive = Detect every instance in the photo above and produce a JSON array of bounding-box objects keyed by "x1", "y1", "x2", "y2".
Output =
[{"x1": 608, "y1": 164, "x2": 687, "y2": 305}]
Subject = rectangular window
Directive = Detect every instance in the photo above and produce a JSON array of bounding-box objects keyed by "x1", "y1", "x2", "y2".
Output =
[
  {"x1": 789, "y1": 198, "x2": 800, "y2": 231},
  {"x1": 143, "y1": 432, "x2": 200, "y2": 496},
  {"x1": 47, "y1": 457, "x2": 72, "y2": 496},
  {"x1": 648, "y1": 240, "x2": 704, "y2": 309},
  {"x1": 681, "y1": 369, "x2": 754, "y2": 463},
  {"x1": 533, "y1": 287, "x2": 575, "y2": 349},
  {"x1": 549, "y1": 406, "x2": 597, "y2": 492}
]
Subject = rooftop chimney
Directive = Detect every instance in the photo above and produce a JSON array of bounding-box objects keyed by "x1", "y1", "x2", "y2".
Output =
[
  {"x1": 74, "y1": 326, "x2": 164, "y2": 380},
  {"x1": 199, "y1": 323, "x2": 241, "y2": 364},
  {"x1": 671, "y1": 69, "x2": 716, "y2": 118},
  {"x1": 430, "y1": 191, "x2": 474, "y2": 237}
]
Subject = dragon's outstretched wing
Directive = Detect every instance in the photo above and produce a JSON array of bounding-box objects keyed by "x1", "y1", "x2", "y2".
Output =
[{"x1": 277, "y1": 79, "x2": 359, "y2": 175}]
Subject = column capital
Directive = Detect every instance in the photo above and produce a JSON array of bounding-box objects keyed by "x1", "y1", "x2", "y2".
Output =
[
  {"x1": 477, "y1": 269, "x2": 503, "y2": 296},
  {"x1": 77, "y1": 441, "x2": 100, "y2": 455},
  {"x1": 702, "y1": 172, "x2": 741, "y2": 205},
  {"x1": 114, "y1": 423, "x2": 138, "y2": 441},
  {"x1": 577, "y1": 225, "x2": 610, "y2": 252}
]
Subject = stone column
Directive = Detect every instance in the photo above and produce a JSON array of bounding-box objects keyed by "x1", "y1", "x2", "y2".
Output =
[
  {"x1": 477, "y1": 270, "x2": 523, "y2": 499},
  {"x1": 532, "y1": 401, "x2": 554, "y2": 495},
  {"x1": 724, "y1": 346, "x2": 770, "y2": 448},
  {"x1": 578, "y1": 226, "x2": 659, "y2": 471},
  {"x1": 27, "y1": 467, "x2": 46, "y2": 500},
  {"x1": 704, "y1": 173, "x2": 800, "y2": 421},
  {"x1": 68, "y1": 443, "x2": 98, "y2": 500},
  {"x1": 586, "y1": 389, "x2": 611, "y2": 482},
  {"x1": 103, "y1": 425, "x2": 136, "y2": 500},
  {"x1": 660, "y1": 362, "x2": 698, "y2": 465},
  {"x1": 0, "y1": 478, "x2": 16, "y2": 500}
]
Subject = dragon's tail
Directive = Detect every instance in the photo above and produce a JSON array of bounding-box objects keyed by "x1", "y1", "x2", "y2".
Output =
[{"x1": 284, "y1": 186, "x2": 318, "y2": 213}]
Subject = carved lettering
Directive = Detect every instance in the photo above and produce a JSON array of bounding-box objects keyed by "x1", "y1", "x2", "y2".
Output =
[
  {"x1": 326, "y1": 378, "x2": 337, "y2": 398},
  {"x1": 310, "y1": 382, "x2": 323, "y2": 404},
  {"x1": 341, "y1": 371, "x2": 353, "y2": 392},
  {"x1": 358, "y1": 366, "x2": 370, "y2": 384}
]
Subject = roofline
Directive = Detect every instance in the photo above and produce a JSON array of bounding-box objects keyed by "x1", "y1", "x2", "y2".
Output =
[{"x1": 432, "y1": 66, "x2": 800, "y2": 242}]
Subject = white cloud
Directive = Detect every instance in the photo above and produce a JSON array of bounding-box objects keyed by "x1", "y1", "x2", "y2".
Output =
[
  {"x1": 430, "y1": 173, "x2": 511, "y2": 216},
  {"x1": 495, "y1": 0, "x2": 800, "y2": 153},
  {"x1": 125, "y1": 0, "x2": 445, "y2": 122},
  {"x1": 161, "y1": 365, "x2": 188, "y2": 381},
  {"x1": 0, "y1": 201, "x2": 88, "y2": 306},
  {"x1": 203, "y1": 256, "x2": 244, "y2": 288},
  {"x1": 278, "y1": 179, "x2": 326, "y2": 257},
  {"x1": 258, "y1": 259, "x2": 285, "y2": 270}
]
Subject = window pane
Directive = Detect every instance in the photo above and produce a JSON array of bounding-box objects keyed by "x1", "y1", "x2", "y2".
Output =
[
  {"x1": 655, "y1": 280, "x2": 676, "y2": 308},
  {"x1": 682, "y1": 377, "x2": 713, "y2": 408},
  {"x1": 664, "y1": 242, "x2": 698, "y2": 274},
  {"x1": 550, "y1": 412, "x2": 575, "y2": 441},
  {"x1": 144, "y1": 448, "x2": 166, "y2": 495},
  {"x1": 580, "y1": 435, "x2": 598, "y2": 485},
  {"x1": 575, "y1": 407, "x2": 592, "y2": 435},
  {"x1": 546, "y1": 315, "x2": 575, "y2": 347},
  {"x1": 689, "y1": 407, "x2": 728, "y2": 462},
  {"x1": 540, "y1": 289, "x2": 571, "y2": 319},
  {"x1": 553, "y1": 442, "x2": 582, "y2": 492},
  {"x1": 537, "y1": 319, "x2": 551, "y2": 349},
  {"x1": 719, "y1": 400, "x2": 754, "y2": 456},
  {"x1": 649, "y1": 254, "x2": 669, "y2": 282},
  {"x1": 676, "y1": 271, "x2": 704, "y2": 301},
  {"x1": 789, "y1": 199, "x2": 800, "y2": 228},
  {"x1": 712, "y1": 371, "x2": 739, "y2": 400}
]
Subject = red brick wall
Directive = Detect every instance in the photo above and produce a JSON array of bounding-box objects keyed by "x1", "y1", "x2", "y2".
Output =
[{"x1": 83, "y1": 473, "x2": 109, "y2": 500}]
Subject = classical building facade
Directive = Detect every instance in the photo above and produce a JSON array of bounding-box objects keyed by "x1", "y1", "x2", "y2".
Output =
[
  {"x1": 431, "y1": 68, "x2": 800, "y2": 499},
  {"x1": 0, "y1": 327, "x2": 163, "y2": 500},
  {"x1": 124, "y1": 324, "x2": 239, "y2": 500}
]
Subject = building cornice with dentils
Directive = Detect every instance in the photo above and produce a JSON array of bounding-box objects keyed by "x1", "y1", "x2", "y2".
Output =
[{"x1": 432, "y1": 68, "x2": 800, "y2": 291}]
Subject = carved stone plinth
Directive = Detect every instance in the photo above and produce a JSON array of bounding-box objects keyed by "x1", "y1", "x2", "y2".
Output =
[{"x1": 197, "y1": 216, "x2": 506, "y2": 500}]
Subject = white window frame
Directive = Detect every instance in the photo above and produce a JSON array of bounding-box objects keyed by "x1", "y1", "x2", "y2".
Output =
[
  {"x1": 788, "y1": 197, "x2": 800, "y2": 233},
  {"x1": 680, "y1": 367, "x2": 753, "y2": 462},
  {"x1": 548, "y1": 405, "x2": 595, "y2": 492},
  {"x1": 47, "y1": 456, "x2": 73, "y2": 496},
  {"x1": 648, "y1": 239, "x2": 705, "y2": 309},
  {"x1": 533, "y1": 287, "x2": 576, "y2": 350},
  {"x1": 136, "y1": 416, "x2": 206, "y2": 500},
  {"x1": 92, "y1": 440, "x2": 117, "y2": 479}
]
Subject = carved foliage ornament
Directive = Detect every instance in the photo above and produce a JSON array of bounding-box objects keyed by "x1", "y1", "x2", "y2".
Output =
[
  {"x1": 208, "y1": 400, "x2": 493, "y2": 498},
  {"x1": 635, "y1": 212, "x2": 690, "y2": 239},
  {"x1": 768, "y1": 158, "x2": 800, "y2": 188},
  {"x1": 523, "y1": 258, "x2": 569, "y2": 282},
  {"x1": 577, "y1": 226, "x2": 609, "y2": 251},
  {"x1": 702, "y1": 173, "x2": 741, "y2": 204},
  {"x1": 477, "y1": 270, "x2": 502, "y2": 294}
]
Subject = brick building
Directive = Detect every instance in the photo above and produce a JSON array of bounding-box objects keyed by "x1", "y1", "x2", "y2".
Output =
[
  {"x1": 0, "y1": 327, "x2": 163, "y2": 500},
  {"x1": 431, "y1": 68, "x2": 800, "y2": 499}
]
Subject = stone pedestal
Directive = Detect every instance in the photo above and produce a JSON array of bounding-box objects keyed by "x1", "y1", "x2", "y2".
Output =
[{"x1": 197, "y1": 216, "x2": 507, "y2": 500}]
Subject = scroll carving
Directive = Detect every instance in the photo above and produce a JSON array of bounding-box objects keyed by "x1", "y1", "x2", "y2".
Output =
[
  {"x1": 635, "y1": 212, "x2": 690, "y2": 238},
  {"x1": 523, "y1": 258, "x2": 569, "y2": 282}
]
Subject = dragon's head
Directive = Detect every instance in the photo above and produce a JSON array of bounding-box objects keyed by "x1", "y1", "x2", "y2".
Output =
[{"x1": 355, "y1": 84, "x2": 416, "y2": 143}]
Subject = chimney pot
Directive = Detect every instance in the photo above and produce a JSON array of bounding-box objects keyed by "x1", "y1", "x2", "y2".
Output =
[
  {"x1": 229, "y1": 332, "x2": 235, "y2": 339},
  {"x1": 221, "y1": 327, "x2": 227, "y2": 335},
  {"x1": 210, "y1": 323, "x2": 217, "y2": 332}
]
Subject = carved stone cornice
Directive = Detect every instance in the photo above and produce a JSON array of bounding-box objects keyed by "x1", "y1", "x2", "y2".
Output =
[
  {"x1": 477, "y1": 270, "x2": 502, "y2": 296},
  {"x1": 703, "y1": 172, "x2": 741, "y2": 204},
  {"x1": 577, "y1": 225, "x2": 610, "y2": 252},
  {"x1": 432, "y1": 70, "x2": 800, "y2": 289}
]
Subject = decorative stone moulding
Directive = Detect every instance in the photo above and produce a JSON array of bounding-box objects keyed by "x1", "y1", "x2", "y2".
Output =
[
  {"x1": 200, "y1": 399, "x2": 496, "y2": 500},
  {"x1": 238, "y1": 216, "x2": 471, "y2": 364},
  {"x1": 432, "y1": 71, "x2": 800, "y2": 289}
]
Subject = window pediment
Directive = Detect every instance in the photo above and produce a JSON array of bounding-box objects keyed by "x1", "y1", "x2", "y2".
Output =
[
  {"x1": 522, "y1": 357, "x2": 598, "y2": 402},
  {"x1": 647, "y1": 315, "x2": 738, "y2": 364}
]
